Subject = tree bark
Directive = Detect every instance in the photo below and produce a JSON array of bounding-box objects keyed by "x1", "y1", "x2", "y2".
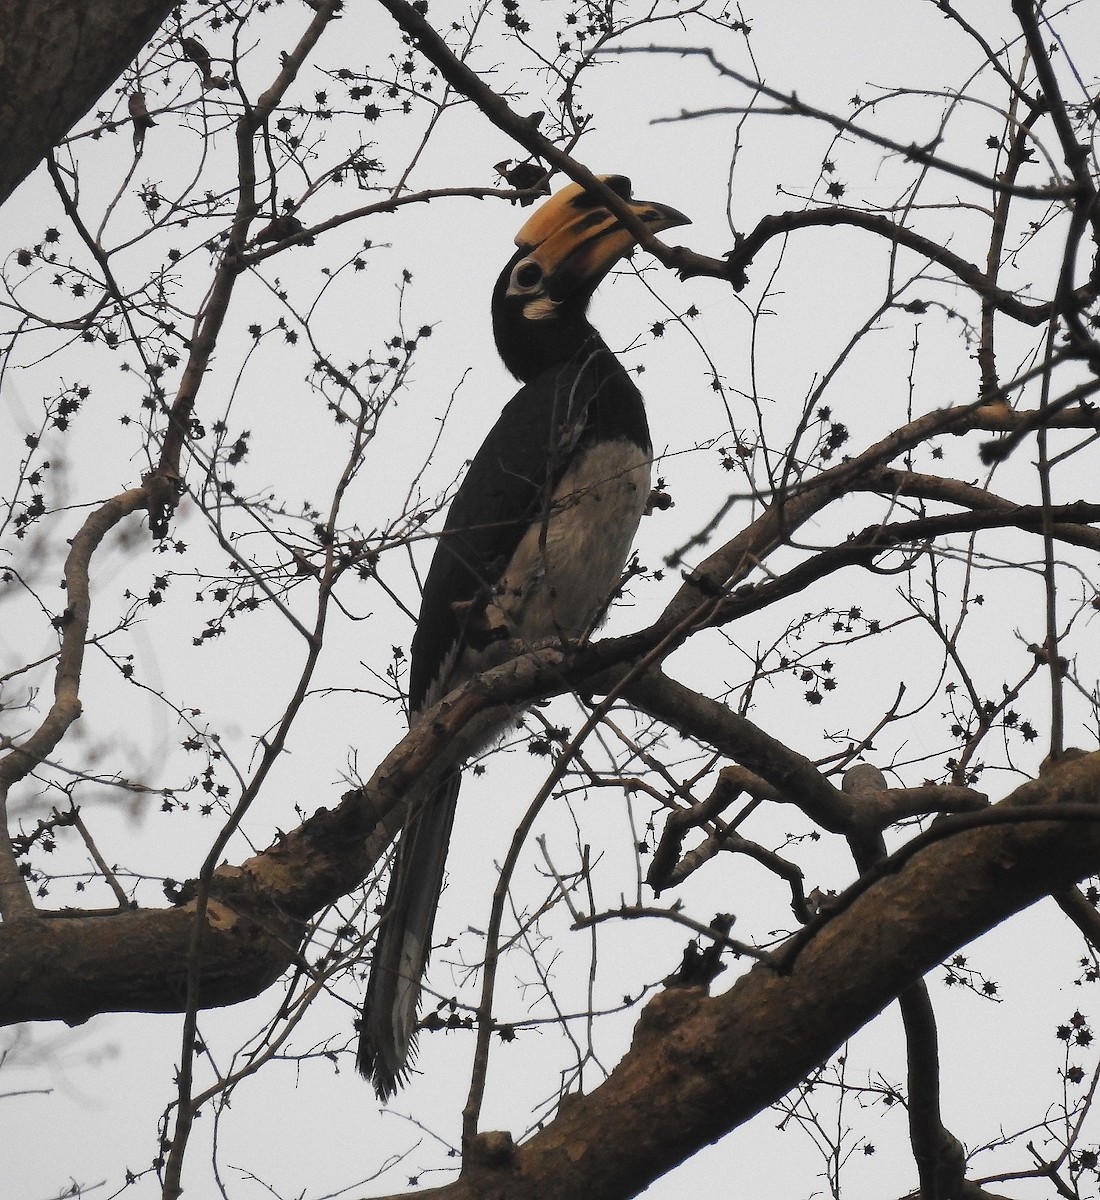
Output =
[
  {"x1": 4, "y1": 749, "x2": 1097, "y2": 1197},
  {"x1": 0, "y1": 900, "x2": 300, "y2": 1024},
  {"x1": 0, "y1": 0, "x2": 175, "y2": 204},
  {"x1": 408, "y1": 752, "x2": 1100, "y2": 1200},
  {"x1": 0, "y1": 644, "x2": 1097, "y2": 1200}
]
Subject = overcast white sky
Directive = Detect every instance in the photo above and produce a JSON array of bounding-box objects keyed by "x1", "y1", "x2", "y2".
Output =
[{"x1": 2, "y1": 2, "x2": 1099, "y2": 1198}]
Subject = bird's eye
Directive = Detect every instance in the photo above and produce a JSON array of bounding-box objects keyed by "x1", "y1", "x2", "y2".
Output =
[{"x1": 512, "y1": 260, "x2": 543, "y2": 290}]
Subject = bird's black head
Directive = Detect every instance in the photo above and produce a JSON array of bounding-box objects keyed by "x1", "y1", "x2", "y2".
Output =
[{"x1": 491, "y1": 175, "x2": 690, "y2": 382}]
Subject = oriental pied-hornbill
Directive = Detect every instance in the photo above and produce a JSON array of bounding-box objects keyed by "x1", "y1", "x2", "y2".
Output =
[{"x1": 357, "y1": 175, "x2": 689, "y2": 1098}]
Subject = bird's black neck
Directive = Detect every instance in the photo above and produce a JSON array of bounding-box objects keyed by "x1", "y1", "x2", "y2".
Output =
[
  {"x1": 489, "y1": 251, "x2": 650, "y2": 453},
  {"x1": 491, "y1": 251, "x2": 606, "y2": 383}
]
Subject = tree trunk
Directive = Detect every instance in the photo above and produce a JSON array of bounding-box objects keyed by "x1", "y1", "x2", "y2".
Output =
[{"x1": 0, "y1": 0, "x2": 176, "y2": 204}]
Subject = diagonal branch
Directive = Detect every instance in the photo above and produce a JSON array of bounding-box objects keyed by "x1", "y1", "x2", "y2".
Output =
[
  {"x1": 622, "y1": 43, "x2": 1081, "y2": 204},
  {"x1": 389, "y1": 752, "x2": 1100, "y2": 1200},
  {"x1": 720, "y1": 207, "x2": 1098, "y2": 325},
  {"x1": 375, "y1": 0, "x2": 720, "y2": 282}
]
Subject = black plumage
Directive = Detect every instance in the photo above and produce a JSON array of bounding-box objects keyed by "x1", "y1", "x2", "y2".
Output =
[{"x1": 358, "y1": 176, "x2": 689, "y2": 1098}]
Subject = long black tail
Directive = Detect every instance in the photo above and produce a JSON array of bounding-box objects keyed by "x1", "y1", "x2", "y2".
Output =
[{"x1": 358, "y1": 767, "x2": 461, "y2": 1098}]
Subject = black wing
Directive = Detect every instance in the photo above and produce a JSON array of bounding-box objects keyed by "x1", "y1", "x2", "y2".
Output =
[{"x1": 408, "y1": 341, "x2": 647, "y2": 713}]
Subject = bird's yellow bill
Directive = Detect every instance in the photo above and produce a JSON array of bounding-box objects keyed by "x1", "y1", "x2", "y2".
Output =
[{"x1": 515, "y1": 174, "x2": 689, "y2": 285}]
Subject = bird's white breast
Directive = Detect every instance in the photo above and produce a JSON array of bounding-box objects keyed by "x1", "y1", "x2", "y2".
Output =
[
  {"x1": 419, "y1": 439, "x2": 650, "y2": 744},
  {"x1": 487, "y1": 437, "x2": 651, "y2": 646}
]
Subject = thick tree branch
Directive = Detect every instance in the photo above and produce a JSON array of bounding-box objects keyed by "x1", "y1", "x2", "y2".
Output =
[
  {"x1": 7, "y1": 735, "x2": 1100, "y2": 1200},
  {"x1": 702, "y1": 500, "x2": 1100, "y2": 629},
  {"x1": 0, "y1": 644, "x2": 626, "y2": 1023},
  {"x1": 856, "y1": 467, "x2": 1100, "y2": 552},
  {"x1": 1, "y1": 435, "x2": 1086, "y2": 1014},
  {"x1": 625, "y1": 669, "x2": 853, "y2": 829},
  {"x1": 373, "y1": 752, "x2": 1100, "y2": 1200},
  {"x1": 0, "y1": 902, "x2": 299, "y2": 1024},
  {"x1": 0, "y1": 0, "x2": 176, "y2": 204},
  {"x1": 659, "y1": 401, "x2": 985, "y2": 629}
]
